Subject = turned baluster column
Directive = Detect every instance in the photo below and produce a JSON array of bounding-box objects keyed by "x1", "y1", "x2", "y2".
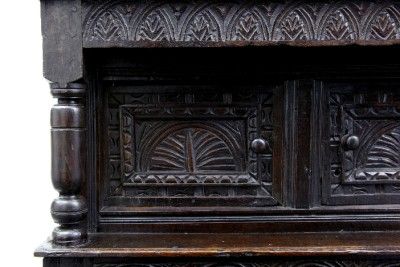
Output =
[{"x1": 50, "y1": 82, "x2": 87, "y2": 245}]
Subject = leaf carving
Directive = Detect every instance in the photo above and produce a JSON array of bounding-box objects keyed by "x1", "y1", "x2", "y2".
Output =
[
  {"x1": 84, "y1": 1, "x2": 400, "y2": 44},
  {"x1": 280, "y1": 11, "x2": 310, "y2": 40},
  {"x1": 233, "y1": 11, "x2": 264, "y2": 40},
  {"x1": 368, "y1": 10, "x2": 398, "y2": 40},
  {"x1": 149, "y1": 128, "x2": 236, "y2": 172},
  {"x1": 93, "y1": 11, "x2": 128, "y2": 41},
  {"x1": 138, "y1": 11, "x2": 172, "y2": 41},
  {"x1": 366, "y1": 126, "x2": 400, "y2": 168},
  {"x1": 281, "y1": 11, "x2": 309, "y2": 41},
  {"x1": 323, "y1": 11, "x2": 356, "y2": 40},
  {"x1": 185, "y1": 12, "x2": 219, "y2": 41}
]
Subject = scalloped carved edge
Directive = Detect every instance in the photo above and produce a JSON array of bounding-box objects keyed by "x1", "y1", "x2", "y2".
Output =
[{"x1": 83, "y1": 0, "x2": 400, "y2": 46}]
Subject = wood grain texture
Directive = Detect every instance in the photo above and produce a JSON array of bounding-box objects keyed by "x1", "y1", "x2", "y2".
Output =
[
  {"x1": 43, "y1": 257, "x2": 400, "y2": 267},
  {"x1": 92, "y1": 260, "x2": 400, "y2": 267},
  {"x1": 41, "y1": 0, "x2": 83, "y2": 86},
  {"x1": 78, "y1": 48, "x2": 400, "y2": 233},
  {"x1": 37, "y1": 0, "x2": 400, "y2": 264},
  {"x1": 103, "y1": 88, "x2": 279, "y2": 210},
  {"x1": 50, "y1": 83, "x2": 88, "y2": 245},
  {"x1": 320, "y1": 82, "x2": 400, "y2": 205},
  {"x1": 35, "y1": 231, "x2": 400, "y2": 258}
]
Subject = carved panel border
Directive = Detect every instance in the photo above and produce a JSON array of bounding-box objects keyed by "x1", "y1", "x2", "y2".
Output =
[
  {"x1": 120, "y1": 105, "x2": 258, "y2": 185},
  {"x1": 103, "y1": 84, "x2": 281, "y2": 212},
  {"x1": 83, "y1": 0, "x2": 400, "y2": 47}
]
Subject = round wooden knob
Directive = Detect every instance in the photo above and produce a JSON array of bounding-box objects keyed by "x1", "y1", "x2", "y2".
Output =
[
  {"x1": 341, "y1": 134, "x2": 360, "y2": 150},
  {"x1": 251, "y1": 138, "x2": 268, "y2": 154}
]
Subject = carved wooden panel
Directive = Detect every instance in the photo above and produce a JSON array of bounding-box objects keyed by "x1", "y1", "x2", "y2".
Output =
[
  {"x1": 322, "y1": 83, "x2": 400, "y2": 205},
  {"x1": 102, "y1": 84, "x2": 282, "y2": 213},
  {"x1": 82, "y1": 0, "x2": 400, "y2": 47}
]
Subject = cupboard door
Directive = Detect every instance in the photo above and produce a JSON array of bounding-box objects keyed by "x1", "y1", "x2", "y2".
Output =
[
  {"x1": 101, "y1": 84, "x2": 286, "y2": 214},
  {"x1": 321, "y1": 82, "x2": 400, "y2": 205}
]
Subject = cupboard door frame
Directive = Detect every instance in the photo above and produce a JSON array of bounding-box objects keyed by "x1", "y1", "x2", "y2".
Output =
[
  {"x1": 318, "y1": 81, "x2": 400, "y2": 206},
  {"x1": 97, "y1": 80, "x2": 291, "y2": 216}
]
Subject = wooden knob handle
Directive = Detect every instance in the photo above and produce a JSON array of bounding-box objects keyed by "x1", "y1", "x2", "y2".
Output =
[
  {"x1": 251, "y1": 138, "x2": 269, "y2": 154},
  {"x1": 341, "y1": 134, "x2": 360, "y2": 150}
]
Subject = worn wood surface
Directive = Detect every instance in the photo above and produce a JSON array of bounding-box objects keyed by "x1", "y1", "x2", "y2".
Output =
[
  {"x1": 82, "y1": 0, "x2": 400, "y2": 47},
  {"x1": 38, "y1": 0, "x2": 400, "y2": 265},
  {"x1": 43, "y1": 257, "x2": 400, "y2": 267},
  {"x1": 41, "y1": 0, "x2": 83, "y2": 86},
  {"x1": 83, "y1": 48, "x2": 400, "y2": 220},
  {"x1": 36, "y1": 232, "x2": 400, "y2": 258},
  {"x1": 37, "y1": 46, "x2": 400, "y2": 260},
  {"x1": 50, "y1": 83, "x2": 88, "y2": 245},
  {"x1": 41, "y1": 0, "x2": 400, "y2": 85}
]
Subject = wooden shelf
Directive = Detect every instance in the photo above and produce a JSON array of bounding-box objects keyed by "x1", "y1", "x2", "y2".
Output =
[{"x1": 35, "y1": 231, "x2": 400, "y2": 258}]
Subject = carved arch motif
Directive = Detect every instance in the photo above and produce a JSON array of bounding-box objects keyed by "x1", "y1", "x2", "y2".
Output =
[
  {"x1": 179, "y1": 4, "x2": 222, "y2": 41},
  {"x1": 272, "y1": 5, "x2": 314, "y2": 41},
  {"x1": 83, "y1": 1, "x2": 400, "y2": 44},
  {"x1": 326, "y1": 89, "x2": 400, "y2": 205},
  {"x1": 342, "y1": 121, "x2": 400, "y2": 181},
  {"x1": 364, "y1": 126, "x2": 400, "y2": 168},
  {"x1": 226, "y1": 6, "x2": 268, "y2": 41},
  {"x1": 139, "y1": 122, "x2": 244, "y2": 173},
  {"x1": 83, "y1": 0, "x2": 129, "y2": 41},
  {"x1": 132, "y1": 4, "x2": 176, "y2": 41},
  {"x1": 364, "y1": 6, "x2": 400, "y2": 40},
  {"x1": 317, "y1": 5, "x2": 359, "y2": 40}
]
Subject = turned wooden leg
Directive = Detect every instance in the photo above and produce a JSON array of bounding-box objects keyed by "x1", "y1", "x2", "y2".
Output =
[{"x1": 50, "y1": 82, "x2": 87, "y2": 245}]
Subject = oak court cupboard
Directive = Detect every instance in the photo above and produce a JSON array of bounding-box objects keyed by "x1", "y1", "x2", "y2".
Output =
[{"x1": 35, "y1": 0, "x2": 400, "y2": 266}]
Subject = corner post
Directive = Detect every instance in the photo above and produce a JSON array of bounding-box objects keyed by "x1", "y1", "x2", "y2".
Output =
[{"x1": 50, "y1": 82, "x2": 87, "y2": 245}]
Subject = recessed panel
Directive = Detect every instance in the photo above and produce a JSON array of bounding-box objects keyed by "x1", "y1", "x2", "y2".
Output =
[
  {"x1": 322, "y1": 83, "x2": 400, "y2": 205},
  {"x1": 102, "y1": 86, "x2": 283, "y2": 213}
]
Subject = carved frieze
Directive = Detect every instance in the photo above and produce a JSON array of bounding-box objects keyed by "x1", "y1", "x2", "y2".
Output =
[{"x1": 83, "y1": 1, "x2": 400, "y2": 46}]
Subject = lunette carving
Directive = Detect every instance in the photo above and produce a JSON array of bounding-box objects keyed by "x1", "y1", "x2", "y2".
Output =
[
  {"x1": 325, "y1": 87, "x2": 400, "y2": 204},
  {"x1": 83, "y1": 1, "x2": 400, "y2": 46},
  {"x1": 105, "y1": 89, "x2": 277, "y2": 208}
]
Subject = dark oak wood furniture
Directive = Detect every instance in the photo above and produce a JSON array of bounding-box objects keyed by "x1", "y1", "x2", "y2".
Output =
[{"x1": 36, "y1": 1, "x2": 400, "y2": 266}]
